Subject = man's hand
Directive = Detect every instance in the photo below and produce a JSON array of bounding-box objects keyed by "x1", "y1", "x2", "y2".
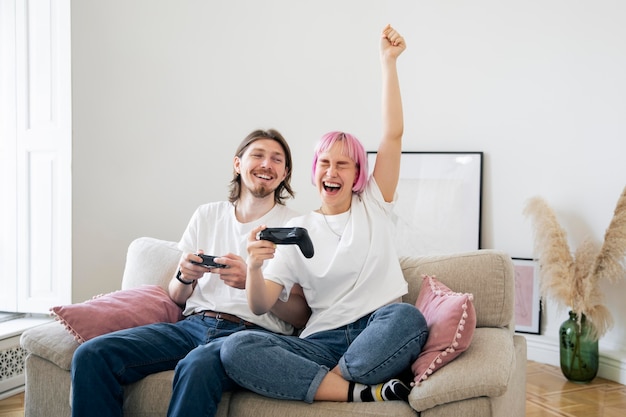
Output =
[
  {"x1": 179, "y1": 252, "x2": 248, "y2": 289},
  {"x1": 177, "y1": 251, "x2": 208, "y2": 284},
  {"x1": 210, "y1": 253, "x2": 246, "y2": 289}
]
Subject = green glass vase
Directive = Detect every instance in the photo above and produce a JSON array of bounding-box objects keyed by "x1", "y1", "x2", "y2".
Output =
[{"x1": 559, "y1": 311, "x2": 599, "y2": 383}]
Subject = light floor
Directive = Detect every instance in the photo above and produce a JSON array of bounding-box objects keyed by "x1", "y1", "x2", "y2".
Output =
[
  {"x1": 525, "y1": 361, "x2": 626, "y2": 417},
  {"x1": 1, "y1": 361, "x2": 625, "y2": 417}
]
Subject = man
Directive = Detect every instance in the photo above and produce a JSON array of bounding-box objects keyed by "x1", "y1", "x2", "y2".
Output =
[{"x1": 71, "y1": 129, "x2": 310, "y2": 417}]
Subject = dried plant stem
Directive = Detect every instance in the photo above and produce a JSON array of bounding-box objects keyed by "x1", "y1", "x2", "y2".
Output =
[{"x1": 523, "y1": 186, "x2": 626, "y2": 341}]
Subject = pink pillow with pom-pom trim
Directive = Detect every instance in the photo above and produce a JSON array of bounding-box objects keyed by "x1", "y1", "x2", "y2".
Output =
[
  {"x1": 411, "y1": 274, "x2": 476, "y2": 385},
  {"x1": 50, "y1": 285, "x2": 183, "y2": 344}
]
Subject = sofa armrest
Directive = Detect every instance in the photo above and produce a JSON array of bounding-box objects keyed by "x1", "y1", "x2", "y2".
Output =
[
  {"x1": 121, "y1": 237, "x2": 182, "y2": 290},
  {"x1": 408, "y1": 327, "x2": 515, "y2": 412},
  {"x1": 20, "y1": 321, "x2": 79, "y2": 371}
]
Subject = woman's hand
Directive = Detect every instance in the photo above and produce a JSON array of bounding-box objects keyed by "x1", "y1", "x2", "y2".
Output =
[
  {"x1": 245, "y1": 224, "x2": 284, "y2": 316},
  {"x1": 381, "y1": 24, "x2": 406, "y2": 60},
  {"x1": 247, "y1": 225, "x2": 277, "y2": 270}
]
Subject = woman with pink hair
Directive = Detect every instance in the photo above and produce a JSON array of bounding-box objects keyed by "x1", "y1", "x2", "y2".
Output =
[{"x1": 221, "y1": 25, "x2": 428, "y2": 404}]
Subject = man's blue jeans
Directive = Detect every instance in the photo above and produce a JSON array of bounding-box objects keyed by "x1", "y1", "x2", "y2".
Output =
[
  {"x1": 71, "y1": 314, "x2": 266, "y2": 417},
  {"x1": 220, "y1": 303, "x2": 428, "y2": 403}
]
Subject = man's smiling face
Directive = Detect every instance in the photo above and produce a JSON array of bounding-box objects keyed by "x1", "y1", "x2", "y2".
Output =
[{"x1": 236, "y1": 138, "x2": 288, "y2": 199}]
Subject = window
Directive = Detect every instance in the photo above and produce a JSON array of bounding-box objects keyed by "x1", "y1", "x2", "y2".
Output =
[{"x1": 0, "y1": 0, "x2": 72, "y2": 313}]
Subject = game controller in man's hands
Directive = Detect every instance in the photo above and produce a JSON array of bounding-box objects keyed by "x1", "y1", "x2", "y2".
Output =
[
  {"x1": 191, "y1": 254, "x2": 228, "y2": 269},
  {"x1": 258, "y1": 227, "x2": 314, "y2": 259}
]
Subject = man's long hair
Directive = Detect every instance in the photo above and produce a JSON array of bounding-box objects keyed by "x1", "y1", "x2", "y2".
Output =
[{"x1": 228, "y1": 129, "x2": 295, "y2": 205}]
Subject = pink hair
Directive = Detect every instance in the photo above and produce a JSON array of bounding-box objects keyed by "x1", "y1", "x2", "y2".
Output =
[{"x1": 311, "y1": 131, "x2": 369, "y2": 194}]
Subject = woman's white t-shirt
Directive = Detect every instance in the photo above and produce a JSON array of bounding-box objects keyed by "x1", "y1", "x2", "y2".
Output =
[{"x1": 264, "y1": 178, "x2": 408, "y2": 338}]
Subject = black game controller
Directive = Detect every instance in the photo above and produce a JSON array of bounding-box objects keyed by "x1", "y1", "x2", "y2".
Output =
[
  {"x1": 258, "y1": 227, "x2": 314, "y2": 259},
  {"x1": 191, "y1": 254, "x2": 228, "y2": 269}
]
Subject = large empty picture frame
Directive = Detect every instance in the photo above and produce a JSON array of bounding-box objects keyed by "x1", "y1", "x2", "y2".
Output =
[{"x1": 367, "y1": 151, "x2": 483, "y2": 257}]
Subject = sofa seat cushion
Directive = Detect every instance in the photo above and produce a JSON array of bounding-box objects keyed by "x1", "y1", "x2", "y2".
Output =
[
  {"x1": 228, "y1": 390, "x2": 417, "y2": 417},
  {"x1": 20, "y1": 321, "x2": 79, "y2": 370},
  {"x1": 121, "y1": 370, "x2": 230, "y2": 417},
  {"x1": 409, "y1": 327, "x2": 515, "y2": 412}
]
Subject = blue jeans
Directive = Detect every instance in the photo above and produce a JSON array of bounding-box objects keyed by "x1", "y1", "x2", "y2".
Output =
[
  {"x1": 71, "y1": 314, "x2": 267, "y2": 417},
  {"x1": 220, "y1": 303, "x2": 428, "y2": 403}
]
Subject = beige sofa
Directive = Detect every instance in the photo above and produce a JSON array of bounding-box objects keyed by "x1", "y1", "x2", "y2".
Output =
[{"x1": 21, "y1": 237, "x2": 527, "y2": 417}]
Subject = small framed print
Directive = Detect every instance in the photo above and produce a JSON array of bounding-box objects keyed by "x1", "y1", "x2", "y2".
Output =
[{"x1": 513, "y1": 258, "x2": 541, "y2": 334}]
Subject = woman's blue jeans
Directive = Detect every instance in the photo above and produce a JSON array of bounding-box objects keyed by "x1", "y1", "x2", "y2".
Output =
[
  {"x1": 220, "y1": 303, "x2": 428, "y2": 403},
  {"x1": 70, "y1": 314, "x2": 267, "y2": 417}
]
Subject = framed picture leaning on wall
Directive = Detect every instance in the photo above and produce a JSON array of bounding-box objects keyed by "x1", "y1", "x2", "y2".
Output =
[
  {"x1": 367, "y1": 151, "x2": 483, "y2": 257},
  {"x1": 512, "y1": 257, "x2": 542, "y2": 334}
]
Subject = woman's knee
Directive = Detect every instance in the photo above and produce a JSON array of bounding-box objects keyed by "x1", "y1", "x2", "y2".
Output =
[
  {"x1": 377, "y1": 303, "x2": 427, "y2": 332},
  {"x1": 220, "y1": 331, "x2": 270, "y2": 367},
  {"x1": 371, "y1": 303, "x2": 429, "y2": 359}
]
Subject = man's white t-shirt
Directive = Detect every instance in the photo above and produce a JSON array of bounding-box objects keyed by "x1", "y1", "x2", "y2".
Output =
[
  {"x1": 263, "y1": 178, "x2": 408, "y2": 338},
  {"x1": 179, "y1": 201, "x2": 299, "y2": 335}
]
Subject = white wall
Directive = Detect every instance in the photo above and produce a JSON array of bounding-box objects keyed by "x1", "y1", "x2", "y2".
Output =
[{"x1": 71, "y1": 1, "x2": 626, "y2": 380}]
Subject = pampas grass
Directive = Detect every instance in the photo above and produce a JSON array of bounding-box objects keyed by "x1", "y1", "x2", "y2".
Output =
[{"x1": 523, "y1": 186, "x2": 626, "y2": 340}]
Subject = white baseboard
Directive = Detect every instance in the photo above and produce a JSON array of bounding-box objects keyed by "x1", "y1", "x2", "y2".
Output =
[
  {"x1": 522, "y1": 333, "x2": 626, "y2": 385},
  {"x1": 0, "y1": 379, "x2": 24, "y2": 401}
]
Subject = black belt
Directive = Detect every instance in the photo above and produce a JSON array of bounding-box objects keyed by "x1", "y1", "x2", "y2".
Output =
[{"x1": 195, "y1": 310, "x2": 254, "y2": 327}]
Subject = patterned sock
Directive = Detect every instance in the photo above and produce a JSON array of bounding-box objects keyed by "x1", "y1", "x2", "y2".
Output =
[{"x1": 348, "y1": 379, "x2": 411, "y2": 402}]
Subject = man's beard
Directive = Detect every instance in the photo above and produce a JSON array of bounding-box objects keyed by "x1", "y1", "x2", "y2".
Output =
[{"x1": 248, "y1": 184, "x2": 274, "y2": 199}]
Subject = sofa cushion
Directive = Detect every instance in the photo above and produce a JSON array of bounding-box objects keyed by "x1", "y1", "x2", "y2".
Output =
[
  {"x1": 122, "y1": 371, "x2": 234, "y2": 417},
  {"x1": 122, "y1": 237, "x2": 182, "y2": 290},
  {"x1": 411, "y1": 274, "x2": 476, "y2": 384},
  {"x1": 400, "y1": 250, "x2": 514, "y2": 329},
  {"x1": 229, "y1": 391, "x2": 417, "y2": 417},
  {"x1": 50, "y1": 285, "x2": 184, "y2": 343}
]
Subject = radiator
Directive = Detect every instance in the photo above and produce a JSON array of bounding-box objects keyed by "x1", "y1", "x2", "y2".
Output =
[
  {"x1": 0, "y1": 315, "x2": 53, "y2": 400},
  {"x1": 0, "y1": 333, "x2": 26, "y2": 400}
]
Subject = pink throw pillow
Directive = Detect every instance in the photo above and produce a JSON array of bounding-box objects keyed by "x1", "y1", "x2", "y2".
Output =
[
  {"x1": 50, "y1": 285, "x2": 183, "y2": 343},
  {"x1": 411, "y1": 274, "x2": 476, "y2": 385}
]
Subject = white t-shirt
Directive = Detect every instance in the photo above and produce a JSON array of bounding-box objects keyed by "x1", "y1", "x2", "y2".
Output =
[
  {"x1": 179, "y1": 201, "x2": 299, "y2": 334},
  {"x1": 264, "y1": 178, "x2": 408, "y2": 338}
]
